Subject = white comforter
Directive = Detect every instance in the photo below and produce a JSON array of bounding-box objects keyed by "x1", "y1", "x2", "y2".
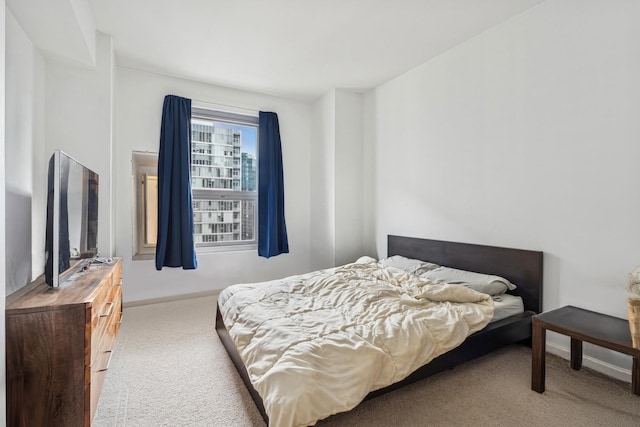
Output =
[{"x1": 218, "y1": 257, "x2": 494, "y2": 427}]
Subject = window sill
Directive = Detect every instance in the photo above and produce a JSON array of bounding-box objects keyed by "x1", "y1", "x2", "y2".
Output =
[
  {"x1": 132, "y1": 244, "x2": 258, "y2": 261},
  {"x1": 196, "y1": 244, "x2": 258, "y2": 254},
  {"x1": 133, "y1": 253, "x2": 155, "y2": 261}
]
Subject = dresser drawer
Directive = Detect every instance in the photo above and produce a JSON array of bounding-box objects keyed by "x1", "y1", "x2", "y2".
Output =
[
  {"x1": 90, "y1": 275, "x2": 117, "y2": 364},
  {"x1": 97, "y1": 284, "x2": 122, "y2": 355},
  {"x1": 89, "y1": 346, "x2": 113, "y2": 420},
  {"x1": 89, "y1": 264, "x2": 123, "y2": 421}
]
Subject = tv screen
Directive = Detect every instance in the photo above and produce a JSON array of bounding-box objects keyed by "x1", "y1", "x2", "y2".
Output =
[{"x1": 45, "y1": 150, "x2": 99, "y2": 287}]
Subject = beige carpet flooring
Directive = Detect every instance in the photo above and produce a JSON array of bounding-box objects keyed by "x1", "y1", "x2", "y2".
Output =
[{"x1": 93, "y1": 296, "x2": 640, "y2": 426}]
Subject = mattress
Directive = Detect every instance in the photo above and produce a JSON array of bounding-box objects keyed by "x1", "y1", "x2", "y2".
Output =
[{"x1": 491, "y1": 294, "x2": 524, "y2": 322}]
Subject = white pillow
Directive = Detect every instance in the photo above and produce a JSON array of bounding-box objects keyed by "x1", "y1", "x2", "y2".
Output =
[
  {"x1": 419, "y1": 266, "x2": 516, "y2": 296},
  {"x1": 379, "y1": 255, "x2": 440, "y2": 275}
]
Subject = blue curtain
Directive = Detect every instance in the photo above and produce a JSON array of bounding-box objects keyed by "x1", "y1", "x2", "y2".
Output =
[
  {"x1": 258, "y1": 111, "x2": 289, "y2": 258},
  {"x1": 156, "y1": 95, "x2": 197, "y2": 270}
]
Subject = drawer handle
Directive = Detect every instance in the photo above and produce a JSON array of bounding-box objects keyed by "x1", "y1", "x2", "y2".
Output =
[
  {"x1": 117, "y1": 312, "x2": 124, "y2": 325},
  {"x1": 100, "y1": 302, "x2": 114, "y2": 318},
  {"x1": 116, "y1": 279, "x2": 123, "y2": 286},
  {"x1": 98, "y1": 350, "x2": 113, "y2": 372}
]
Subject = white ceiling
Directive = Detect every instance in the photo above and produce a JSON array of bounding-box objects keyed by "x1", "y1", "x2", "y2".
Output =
[{"x1": 88, "y1": 0, "x2": 544, "y2": 101}]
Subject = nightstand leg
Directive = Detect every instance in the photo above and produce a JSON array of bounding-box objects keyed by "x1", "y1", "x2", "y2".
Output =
[
  {"x1": 532, "y1": 319, "x2": 546, "y2": 393},
  {"x1": 632, "y1": 357, "x2": 640, "y2": 396},
  {"x1": 570, "y1": 338, "x2": 583, "y2": 370}
]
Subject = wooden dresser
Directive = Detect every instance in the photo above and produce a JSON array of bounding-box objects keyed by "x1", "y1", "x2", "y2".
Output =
[{"x1": 6, "y1": 258, "x2": 123, "y2": 426}]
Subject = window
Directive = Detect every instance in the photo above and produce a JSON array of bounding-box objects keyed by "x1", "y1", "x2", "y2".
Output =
[
  {"x1": 133, "y1": 152, "x2": 159, "y2": 259},
  {"x1": 133, "y1": 108, "x2": 259, "y2": 259},
  {"x1": 191, "y1": 108, "x2": 259, "y2": 248}
]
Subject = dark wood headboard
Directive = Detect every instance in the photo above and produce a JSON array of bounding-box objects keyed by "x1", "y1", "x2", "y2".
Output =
[{"x1": 387, "y1": 235, "x2": 543, "y2": 313}]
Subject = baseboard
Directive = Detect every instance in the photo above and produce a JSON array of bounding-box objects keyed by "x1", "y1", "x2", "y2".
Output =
[
  {"x1": 123, "y1": 289, "x2": 220, "y2": 308},
  {"x1": 546, "y1": 342, "x2": 632, "y2": 384}
]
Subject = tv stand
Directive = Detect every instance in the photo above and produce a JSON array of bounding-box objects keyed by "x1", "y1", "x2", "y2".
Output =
[{"x1": 6, "y1": 258, "x2": 123, "y2": 426}]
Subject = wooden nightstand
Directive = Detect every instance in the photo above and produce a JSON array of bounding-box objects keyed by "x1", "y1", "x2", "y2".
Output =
[{"x1": 531, "y1": 305, "x2": 640, "y2": 396}]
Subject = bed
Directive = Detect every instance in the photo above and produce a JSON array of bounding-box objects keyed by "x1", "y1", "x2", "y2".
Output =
[{"x1": 215, "y1": 235, "x2": 543, "y2": 426}]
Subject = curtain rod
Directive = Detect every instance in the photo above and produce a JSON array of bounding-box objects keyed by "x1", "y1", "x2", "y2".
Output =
[{"x1": 191, "y1": 99, "x2": 259, "y2": 115}]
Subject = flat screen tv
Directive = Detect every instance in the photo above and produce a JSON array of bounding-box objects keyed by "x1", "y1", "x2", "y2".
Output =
[{"x1": 45, "y1": 150, "x2": 99, "y2": 287}]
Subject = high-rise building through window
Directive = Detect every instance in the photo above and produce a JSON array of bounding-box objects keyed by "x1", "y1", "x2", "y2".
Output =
[
  {"x1": 190, "y1": 112, "x2": 258, "y2": 246},
  {"x1": 191, "y1": 122, "x2": 242, "y2": 190},
  {"x1": 241, "y1": 153, "x2": 256, "y2": 191}
]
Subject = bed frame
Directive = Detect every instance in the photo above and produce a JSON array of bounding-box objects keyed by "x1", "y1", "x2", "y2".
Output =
[{"x1": 215, "y1": 235, "x2": 543, "y2": 424}]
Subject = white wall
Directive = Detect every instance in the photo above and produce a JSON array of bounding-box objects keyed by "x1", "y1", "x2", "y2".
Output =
[
  {"x1": 114, "y1": 67, "x2": 312, "y2": 303},
  {"x1": 310, "y1": 89, "x2": 365, "y2": 269},
  {"x1": 310, "y1": 90, "x2": 336, "y2": 270},
  {"x1": 5, "y1": 10, "x2": 45, "y2": 295},
  {"x1": 362, "y1": 92, "x2": 376, "y2": 256},
  {"x1": 334, "y1": 90, "x2": 365, "y2": 265},
  {"x1": 45, "y1": 32, "x2": 114, "y2": 256},
  {"x1": 1, "y1": 0, "x2": 7, "y2": 419},
  {"x1": 365, "y1": 0, "x2": 640, "y2": 379}
]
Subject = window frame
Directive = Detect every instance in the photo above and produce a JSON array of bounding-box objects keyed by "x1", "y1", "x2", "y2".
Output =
[
  {"x1": 190, "y1": 108, "x2": 259, "y2": 250},
  {"x1": 133, "y1": 152, "x2": 159, "y2": 260}
]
